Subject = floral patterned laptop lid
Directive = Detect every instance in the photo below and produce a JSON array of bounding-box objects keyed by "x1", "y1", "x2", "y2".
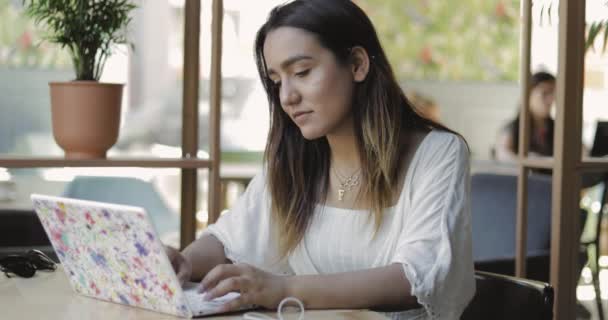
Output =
[{"x1": 30, "y1": 194, "x2": 192, "y2": 318}]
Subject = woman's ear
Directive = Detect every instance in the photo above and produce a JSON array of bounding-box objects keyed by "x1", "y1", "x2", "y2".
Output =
[{"x1": 349, "y1": 46, "x2": 370, "y2": 82}]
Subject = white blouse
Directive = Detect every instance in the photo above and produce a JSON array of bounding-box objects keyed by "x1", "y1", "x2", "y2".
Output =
[{"x1": 203, "y1": 130, "x2": 475, "y2": 320}]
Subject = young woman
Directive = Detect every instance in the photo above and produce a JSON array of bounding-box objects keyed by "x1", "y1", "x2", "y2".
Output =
[
  {"x1": 494, "y1": 71, "x2": 556, "y2": 161},
  {"x1": 167, "y1": 1, "x2": 474, "y2": 319}
]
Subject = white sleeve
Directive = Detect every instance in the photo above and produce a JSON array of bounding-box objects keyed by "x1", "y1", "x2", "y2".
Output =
[
  {"x1": 201, "y1": 173, "x2": 291, "y2": 275},
  {"x1": 391, "y1": 133, "x2": 475, "y2": 319}
]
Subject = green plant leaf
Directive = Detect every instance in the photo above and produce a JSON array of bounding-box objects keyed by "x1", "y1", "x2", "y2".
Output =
[
  {"x1": 586, "y1": 21, "x2": 601, "y2": 53},
  {"x1": 603, "y1": 21, "x2": 608, "y2": 53}
]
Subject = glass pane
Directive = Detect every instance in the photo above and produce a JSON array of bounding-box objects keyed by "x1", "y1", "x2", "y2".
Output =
[
  {"x1": 197, "y1": 0, "x2": 285, "y2": 162},
  {"x1": 0, "y1": 0, "x2": 72, "y2": 156},
  {"x1": 583, "y1": 1, "x2": 608, "y2": 160},
  {"x1": 114, "y1": 1, "x2": 185, "y2": 158},
  {"x1": 355, "y1": 0, "x2": 522, "y2": 161},
  {"x1": 337, "y1": 1, "x2": 597, "y2": 169},
  {"x1": 357, "y1": 0, "x2": 520, "y2": 82},
  {"x1": 0, "y1": 167, "x2": 183, "y2": 248},
  {"x1": 0, "y1": 1, "x2": 188, "y2": 159}
]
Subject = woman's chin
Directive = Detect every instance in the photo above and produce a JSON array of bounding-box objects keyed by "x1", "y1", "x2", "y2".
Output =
[{"x1": 299, "y1": 126, "x2": 325, "y2": 140}]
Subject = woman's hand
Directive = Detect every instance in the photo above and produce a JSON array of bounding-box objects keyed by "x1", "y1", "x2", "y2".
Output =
[
  {"x1": 164, "y1": 246, "x2": 192, "y2": 285},
  {"x1": 200, "y1": 263, "x2": 289, "y2": 312}
]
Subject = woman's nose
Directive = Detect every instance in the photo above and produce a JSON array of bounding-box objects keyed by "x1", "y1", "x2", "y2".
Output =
[{"x1": 279, "y1": 80, "x2": 301, "y2": 107}]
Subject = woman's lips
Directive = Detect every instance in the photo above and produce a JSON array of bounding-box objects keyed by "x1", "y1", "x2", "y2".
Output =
[{"x1": 293, "y1": 111, "x2": 313, "y2": 123}]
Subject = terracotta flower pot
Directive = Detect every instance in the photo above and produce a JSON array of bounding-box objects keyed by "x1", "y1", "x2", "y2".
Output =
[{"x1": 49, "y1": 81, "x2": 124, "y2": 159}]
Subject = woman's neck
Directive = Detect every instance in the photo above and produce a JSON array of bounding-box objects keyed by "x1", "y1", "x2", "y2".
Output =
[
  {"x1": 324, "y1": 113, "x2": 361, "y2": 172},
  {"x1": 326, "y1": 132, "x2": 360, "y2": 173}
]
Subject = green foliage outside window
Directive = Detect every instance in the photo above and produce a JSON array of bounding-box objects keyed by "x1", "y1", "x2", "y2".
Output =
[
  {"x1": 2, "y1": 0, "x2": 522, "y2": 80},
  {"x1": 356, "y1": 0, "x2": 520, "y2": 81},
  {"x1": 0, "y1": 0, "x2": 70, "y2": 69}
]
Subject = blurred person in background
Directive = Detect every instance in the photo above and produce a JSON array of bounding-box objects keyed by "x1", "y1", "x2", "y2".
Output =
[{"x1": 494, "y1": 71, "x2": 556, "y2": 162}]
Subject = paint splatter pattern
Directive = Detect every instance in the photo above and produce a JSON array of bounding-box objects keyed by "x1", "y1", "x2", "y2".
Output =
[{"x1": 33, "y1": 198, "x2": 190, "y2": 317}]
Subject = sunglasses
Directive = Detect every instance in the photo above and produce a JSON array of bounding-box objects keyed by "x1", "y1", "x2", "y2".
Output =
[{"x1": 0, "y1": 249, "x2": 57, "y2": 278}]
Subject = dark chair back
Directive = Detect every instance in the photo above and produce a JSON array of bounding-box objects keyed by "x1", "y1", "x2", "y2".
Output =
[
  {"x1": 461, "y1": 271, "x2": 554, "y2": 320},
  {"x1": 471, "y1": 173, "x2": 552, "y2": 281},
  {"x1": 0, "y1": 209, "x2": 55, "y2": 260},
  {"x1": 0, "y1": 209, "x2": 49, "y2": 246}
]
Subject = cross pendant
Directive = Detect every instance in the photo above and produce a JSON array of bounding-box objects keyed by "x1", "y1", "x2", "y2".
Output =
[{"x1": 338, "y1": 189, "x2": 345, "y2": 201}]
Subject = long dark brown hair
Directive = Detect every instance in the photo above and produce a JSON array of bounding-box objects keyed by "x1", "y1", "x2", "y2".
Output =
[{"x1": 254, "y1": 0, "x2": 462, "y2": 257}]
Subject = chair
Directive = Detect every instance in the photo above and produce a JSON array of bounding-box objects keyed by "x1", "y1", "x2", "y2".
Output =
[
  {"x1": 471, "y1": 172, "x2": 600, "y2": 319},
  {"x1": 62, "y1": 176, "x2": 179, "y2": 237},
  {"x1": 471, "y1": 173, "x2": 553, "y2": 282},
  {"x1": 461, "y1": 270, "x2": 553, "y2": 320}
]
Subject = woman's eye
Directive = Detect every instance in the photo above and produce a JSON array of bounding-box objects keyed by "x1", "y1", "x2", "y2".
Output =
[{"x1": 295, "y1": 69, "x2": 310, "y2": 77}]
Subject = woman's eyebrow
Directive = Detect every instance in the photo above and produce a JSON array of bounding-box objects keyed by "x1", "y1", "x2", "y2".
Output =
[{"x1": 267, "y1": 55, "x2": 313, "y2": 74}]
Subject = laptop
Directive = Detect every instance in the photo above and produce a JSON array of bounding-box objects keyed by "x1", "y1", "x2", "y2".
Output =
[{"x1": 30, "y1": 194, "x2": 249, "y2": 318}]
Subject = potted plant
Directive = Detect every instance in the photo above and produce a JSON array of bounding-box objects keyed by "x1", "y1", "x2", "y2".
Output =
[{"x1": 23, "y1": 0, "x2": 137, "y2": 159}]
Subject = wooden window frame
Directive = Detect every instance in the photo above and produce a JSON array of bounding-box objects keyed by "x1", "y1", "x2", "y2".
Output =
[{"x1": 517, "y1": 1, "x2": 592, "y2": 318}]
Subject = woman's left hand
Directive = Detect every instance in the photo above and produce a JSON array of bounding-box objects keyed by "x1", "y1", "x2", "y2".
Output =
[{"x1": 199, "y1": 263, "x2": 289, "y2": 312}]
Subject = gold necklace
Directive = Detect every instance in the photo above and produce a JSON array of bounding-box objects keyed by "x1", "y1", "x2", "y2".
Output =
[{"x1": 333, "y1": 167, "x2": 361, "y2": 201}]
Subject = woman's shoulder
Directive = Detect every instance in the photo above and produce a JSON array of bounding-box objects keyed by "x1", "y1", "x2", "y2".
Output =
[
  {"x1": 407, "y1": 130, "x2": 469, "y2": 179},
  {"x1": 417, "y1": 130, "x2": 468, "y2": 158},
  {"x1": 236, "y1": 169, "x2": 270, "y2": 202},
  {"x1": 398, "y1": 129, "x2": 468, "y2": 187},
  {"x1": 249, "y1": 169, "x2": 270, "y2": 192}
]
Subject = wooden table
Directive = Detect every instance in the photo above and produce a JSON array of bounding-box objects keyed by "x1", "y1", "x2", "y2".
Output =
[{"x1": 0, "y1": 266, "x2": 388, "y2": 320}]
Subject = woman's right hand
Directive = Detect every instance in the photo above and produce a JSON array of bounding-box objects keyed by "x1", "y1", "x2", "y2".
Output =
[{"x1": 165, "y1": 245, "x2": 192, "y2": 285}]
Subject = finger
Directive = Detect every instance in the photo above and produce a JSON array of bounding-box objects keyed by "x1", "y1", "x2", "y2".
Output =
[
  {"x1": 206, "y1": 276, "x2": 249, "y2": 301},
  {"x1": 170, "y1": 259, "x2": 181, "y2": 273},
  {"x1": 218, "y1": 295, "x2": 250, "y2": 313},
  {"x1": 200, "y1": 264, "x2": 244, "y2": 292},
  {"x1": 176, "y1": 265, "x2": 189, "y2": 285},
  {"x1": 164, "y1": 247, "x2": 180, "y2": 270}
]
